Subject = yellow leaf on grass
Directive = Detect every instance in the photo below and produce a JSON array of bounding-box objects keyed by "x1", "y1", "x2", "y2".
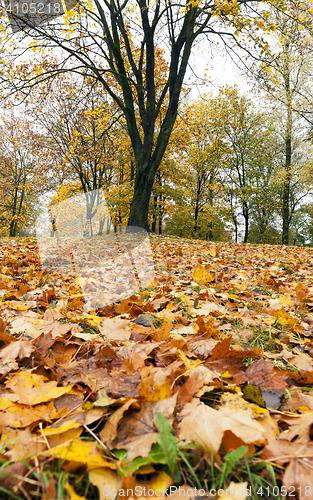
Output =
[
  {"x1": 279, "y1": 294, "x2": 294, "y2": 306},
  {"x1": 94, "y1": 389, "x2": 116, "y2": 407},
  {"x1": 42, "y1": 420, "x2": 82, "y2": 436},
  {"x1": 44, "y1": 439, "x2": 116, "y2": 469},
  {"x1": 272, "y1": 307, "x2": 299, "y2": 328},
  {"x1": 192, "y1": 263, "x2": 215, "y2": 285},
  {"x1": 46, "y1": 428, "x2": 83, "y2": 449},
  {"x1": 140, "y1": 379, "x2": 172, "y2": 401},
  {"x1": 81, "y1": 314, "x2": 103, "y2": 327},
  {"x1": 149, "y1": 470, "x2": 173, "y2": 490},
  {"x1": 179, "y1": 294, "x2": 190, "y2": 303},
  {"x1": 7, "y1": 301, "x2": 37, "y2": 311},
  {"x1": 0, "y1": 398, "x2": 54, "y2": 429},
  {"x1": 178, "y1": 350, "x2": 204, "y2": 370},
  {"x1": 65, "y1": 482, "x2": 88, "y2": 500}
]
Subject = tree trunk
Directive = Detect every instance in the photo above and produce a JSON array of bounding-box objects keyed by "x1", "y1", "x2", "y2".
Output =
[
  {"x1": 208, "y1": 184, "x2": 214, "y2": 241},
  {"x1": 282, "y1": 41, "x2": 292, "y2": 246},
  {"x1": 208, "y1": 223, "x2": 213, "y2": 241},
  {"x1": 158, "y1": 214, "x2": 162, "y2": 234},
  {"x1": 152, "y1": 193, "x2": 157, "y2": 232},
  {"x1": 128, "y1": 165, "x2": 156, "y2": 230},
  {"x1": 282, "y1": 134, "x2": 292, "y2": 245},
  {"x1": 194, "y1": 179, "x2": 201, "y2": 234},
  {"x1": 233, "y1": 215, "x2": 238, "y2": 243},
  {"x1": 243, "y1": 202, "x2": 249, "y2": 243},
  {"x1": 9, "y1": 185, "x2": 19, "y2": 237}
]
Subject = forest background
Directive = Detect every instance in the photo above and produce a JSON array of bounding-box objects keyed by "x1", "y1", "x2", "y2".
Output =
[{"x1": 0, "y1": 0, "x2": 313, "y2": 245}]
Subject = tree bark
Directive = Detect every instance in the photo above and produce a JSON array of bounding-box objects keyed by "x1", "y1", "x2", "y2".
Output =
[
  {"x1": 128, "y1": 166, "x2": 156, "y2": 229},
  {"x1": 243, "y1": 202, "x2": 249, "y2": 243},
  {"x1": 281, "y1": 40, "x2": 292, "y2": 246}
]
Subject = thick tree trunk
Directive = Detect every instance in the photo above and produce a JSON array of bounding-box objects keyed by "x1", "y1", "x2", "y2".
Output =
[
  {"x1": 158, "y1": 213, "x2": 162, "y2": 234},
  {"x1": 208, "y1": 223, "x2": 213, "y2": 241},
  {"x1": 128, "y1": 166, "x2": 155, "y2": 230},
  {"x1": 282, "y1": 40, "x2": 292, "y2": 246},
  {"x1": 9, "y1": 186, "x2": 19, "y2": 237},
  {"x1": 208, "y1": 185, "x2": 214, "y2": 241},
  {"x1": 243, "y1": 203, "x2": 249, "y2": 243},
  {"x1": 233, "y1": 215, "x2": 238, "y2": 243},
  {"x1": 194, "y1": 203, "x2": 199, "y2": 234}
]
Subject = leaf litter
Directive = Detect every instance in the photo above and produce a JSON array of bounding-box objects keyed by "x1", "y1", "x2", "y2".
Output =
[{"x1": 0, "y1": 236, "x2": 313, "y2": 498}]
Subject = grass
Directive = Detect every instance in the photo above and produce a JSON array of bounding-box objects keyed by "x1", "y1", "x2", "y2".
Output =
[
  {"x1": 176, "y1": 446, "x2": 285, "y2": 500},
  {"x1": 0, "y1": 450, "x2": 286, "y2": 500},
  {"x1": 249, "y1": 326, "x2": 280, "y2": 352}
]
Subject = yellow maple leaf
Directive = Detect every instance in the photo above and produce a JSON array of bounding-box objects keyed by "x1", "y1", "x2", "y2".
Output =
[
  {"x1": 44, "y1": 439, "x2": 116, "y2": 469},
  {"x1": 279, "y1": 294, "x2": 294, "y2": 306},
  {"x1": 273, "y1": 307, "x2": 299, "y2": 328},
  {"x1": 192, "y1": 263, "x2": 215, "y2": 285}
]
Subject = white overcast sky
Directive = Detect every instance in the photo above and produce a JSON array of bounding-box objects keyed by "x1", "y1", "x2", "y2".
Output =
[{"x1": 185, "y1": 41, "x2": 252, "y2": 101}]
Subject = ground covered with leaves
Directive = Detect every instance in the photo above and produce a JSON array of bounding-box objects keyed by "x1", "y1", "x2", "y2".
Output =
[{"x1": 0, "y1": 235, "x2": 313, "y2": 500}]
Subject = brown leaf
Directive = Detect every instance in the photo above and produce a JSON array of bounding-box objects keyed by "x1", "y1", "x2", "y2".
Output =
[
  {"x1": 99, "y1": 317, "x2": 132, "y2": 340},
  {"x1": 178, "y1": 397, "x2": 269, "y2": 460},
  {"x1": 4, "y1": 428, "x2": 46, "y2": 461},
  {"x1": 109, "y1": 394, "x2": 177, "y2": 460},
  {"x1": 209, "y1": 336, "x2": 231, "y2": 361},
  {"x1": 275, "y1": 412, "x2": 313, "y2": 443},
  {"x1": 0, "y1": 338, "x2": 33, "y2": 363},
  {"x1": 0, "y1": 462, "x2": 28, "y2": 494},
  {"x1": 107, "y1": 372, "x2": 141, "y2": 399},
  {"x1": 100, "y1": 398, "x2": 138, "y2": 443},
  {"x1": 246, "y1": 358, "x2": 288, "y2": 391},
  {"x1": 261, "y1": 439, "x2": 313, "y2": 499}
]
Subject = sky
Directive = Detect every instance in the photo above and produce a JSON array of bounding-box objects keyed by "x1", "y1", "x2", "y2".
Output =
[{"x1": 185, "y1": 39, "x2": 252, "y2": 102}]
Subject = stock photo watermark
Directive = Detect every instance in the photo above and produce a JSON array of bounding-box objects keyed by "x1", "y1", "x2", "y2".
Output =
[
  {"x1": 102, "y1": 485, "x2": 312, "y2": 498},
  {"x1": 36, "y1": 189, "x2": 155, "y2": 314},
  {"x1": 102, "y1": 486, "x2": 254, "y2": 498},
  {"x1": 2, "y1": 0, "x2": 77, "y2": 33}
]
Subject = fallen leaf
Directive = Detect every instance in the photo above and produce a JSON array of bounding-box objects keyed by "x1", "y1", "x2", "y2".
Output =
[
  {"x1": 178, "y1": 397, "x2": 270, "y2": 460},
  {"x1": 5, "y1": 371, "x2": 72, "y2": 405},
  {"x1": 99, "y1": 318, "x2": 131, "y2": 340},
  {"x1": 89, "y1": 469, "x2": 120, "y2": 500}
]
